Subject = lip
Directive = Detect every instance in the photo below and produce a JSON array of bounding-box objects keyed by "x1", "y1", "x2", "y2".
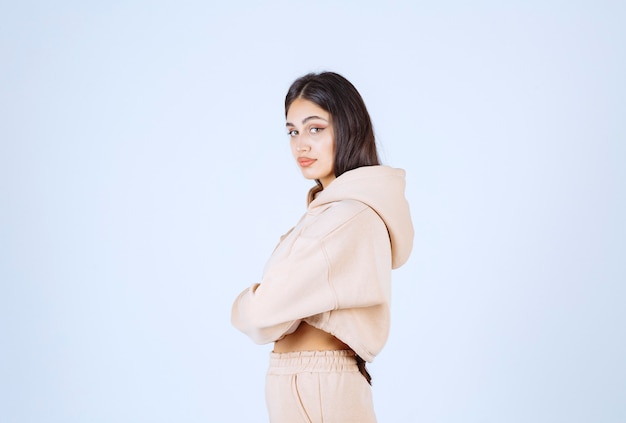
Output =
[{"x1": 297, "y1": 157, "x2": 316, "y2": 167}]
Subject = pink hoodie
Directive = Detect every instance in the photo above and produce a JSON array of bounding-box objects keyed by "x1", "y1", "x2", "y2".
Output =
[{"x1": 231, "y1": 165, "x2": 414, "y2": 362}]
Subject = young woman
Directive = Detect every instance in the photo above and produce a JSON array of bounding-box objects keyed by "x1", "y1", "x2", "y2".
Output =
[{"x1": 232, "y1": 72, "x2": 414, "y2": 423}]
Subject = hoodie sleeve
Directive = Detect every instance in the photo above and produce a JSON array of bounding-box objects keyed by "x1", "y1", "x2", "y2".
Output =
[{"x1": 231, "y1": 201, "x2": 391, "y2": 344}]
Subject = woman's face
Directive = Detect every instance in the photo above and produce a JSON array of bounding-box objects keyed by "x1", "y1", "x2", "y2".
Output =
[{"x1": 286, "y1": 98, "x2": 336, "y2": 188}]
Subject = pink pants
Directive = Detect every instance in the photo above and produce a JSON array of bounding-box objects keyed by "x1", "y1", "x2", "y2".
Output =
[{"x1": 265, "y1": 350, "x2": 377, "y2": 423}]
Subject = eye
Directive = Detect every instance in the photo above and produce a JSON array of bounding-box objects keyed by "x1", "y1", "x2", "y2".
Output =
[
  {"x1": 287, "y1": 129, "x2": 298, "y2": 137},
  {"x1": 309, "y1": 127, "x2": 324, "y2": 134}
]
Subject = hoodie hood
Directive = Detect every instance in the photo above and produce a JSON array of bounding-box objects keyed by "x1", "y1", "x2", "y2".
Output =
[{"x1": 309, "y1": 165, "x2": 414, "y2": 269}]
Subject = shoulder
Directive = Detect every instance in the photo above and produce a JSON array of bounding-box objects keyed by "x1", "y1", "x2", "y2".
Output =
[{"x1": 302, "y1": 199, "x2": 382, "y2": 238}]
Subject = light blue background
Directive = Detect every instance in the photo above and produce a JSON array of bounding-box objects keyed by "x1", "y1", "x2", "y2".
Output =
[{"x1": 1, "y1": 1, "x2": 624, "y2": 422}]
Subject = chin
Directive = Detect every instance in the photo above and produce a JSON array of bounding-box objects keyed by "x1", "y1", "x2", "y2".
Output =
[{"x1": 300, "y1": 171, "x2": 320, "y2": 181}]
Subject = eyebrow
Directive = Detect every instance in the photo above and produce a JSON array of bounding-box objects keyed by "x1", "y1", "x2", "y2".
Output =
[{"x1": 285, "y1": 115, "x2": 329, "y2": 127}]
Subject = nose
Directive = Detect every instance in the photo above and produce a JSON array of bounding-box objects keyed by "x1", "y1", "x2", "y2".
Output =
[{"x1": 295, "y1": 137, "x2": 310, "y2": 153}]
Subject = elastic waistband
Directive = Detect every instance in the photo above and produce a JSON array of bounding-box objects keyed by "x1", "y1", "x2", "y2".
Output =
[{"x1": 268, "y1": 350, "x2": 358, "y2": 375}]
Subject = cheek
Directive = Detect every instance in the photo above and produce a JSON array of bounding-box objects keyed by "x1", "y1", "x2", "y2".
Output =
[
  {"x1": 289, "y1": 139, "x2": 297, "y2": 156},
  {"x1": 326, "y1": 137, "x2": 336, "y2": 163}
]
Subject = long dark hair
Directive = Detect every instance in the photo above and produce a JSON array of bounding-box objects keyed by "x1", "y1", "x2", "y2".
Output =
[{"x1": 285, "y1": 72, "x2": 380, "y2": 201}]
